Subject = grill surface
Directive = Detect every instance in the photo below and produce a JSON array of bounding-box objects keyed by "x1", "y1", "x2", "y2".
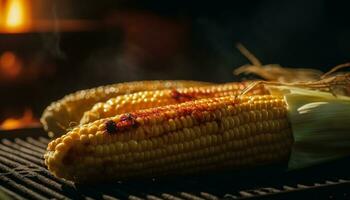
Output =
[{"x1": 0, "y1": 128, "x2": 350, "y2": 200}]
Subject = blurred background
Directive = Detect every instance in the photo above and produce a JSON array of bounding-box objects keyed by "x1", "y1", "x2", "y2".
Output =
[{"x1": 0, "y1": 0, "x2": 349, "y2": 129}]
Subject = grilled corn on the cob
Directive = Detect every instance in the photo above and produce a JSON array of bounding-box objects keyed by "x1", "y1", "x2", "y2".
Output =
[
  {"x1": 80, "y1": 82, "x2": 268, "y2": 124},
  {"x1": 44, "y1": 95, "x2": 293, "y2": 182},
  {"x1": 41, "y1": 80, "x2": 211, "y2": 138}
]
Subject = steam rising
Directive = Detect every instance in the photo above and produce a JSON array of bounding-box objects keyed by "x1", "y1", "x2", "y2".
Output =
[{"x1": 42, "y1": 2, "x2": 66, "y2": 59}]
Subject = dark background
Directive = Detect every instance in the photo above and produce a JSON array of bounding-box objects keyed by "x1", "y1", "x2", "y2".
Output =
[{"x1": 0, "y1": 0, "x2": 350, "y2": 119}]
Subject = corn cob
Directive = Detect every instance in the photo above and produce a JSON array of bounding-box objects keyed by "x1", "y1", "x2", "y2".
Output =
[
  {"x1": 41, "y1": 80, "x2": 211, "y2": 138},
  {"x1": 80, "y1": 82, "x2": 268, "y2": 124},
  {"x1": 44, "y1": 95, "x2": 293, "y2": 183}
]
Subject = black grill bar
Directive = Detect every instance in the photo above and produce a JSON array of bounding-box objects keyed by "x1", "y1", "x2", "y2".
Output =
[
  {"x1": 144, "y1": 194, "x2": 163, "y2": 200},
  {"x1": 0, "y1": 162, "x2": 69, "y2": 199},
  {"x1": 102, "y1": 194, "x2": 121, "y2": 200},
  {"x1": 161, "y1": 193, "x2": 185, "y2": 200},
  {"x1": 0, "y1": 174, "x2": 47, "y2": 200},
  {"x1": 0, "y1": 148, "x2": 73, "y2": 188},
  {"x1": 0, "y1": 185, "x2": 28, "y2": 200},
  {"x1": 0, "y1": 144, "x2": 44, "y2": 165},
  {"x1": 0, "y1": 156, "x2": 62, "y2": 190},
  {"x1": 2, "y1": 139, "x2": 44, "y2": 158},
  {"x1": 26, "y1": 137, "x2": 48, "y2": 149},
  {"x1": 37, "y1": 137, "x2": 50, "y2": 145},
  {"x1": 1, "y1": 129, "x2": 350, "y2": 200},
  {"x1": 14, "y1": 138, "x2": 47, "y2": 154},
  {"x1": 198, "y1": 192, "x2": 219, "y2": 200}
]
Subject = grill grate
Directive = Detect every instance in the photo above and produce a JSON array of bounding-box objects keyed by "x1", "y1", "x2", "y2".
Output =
[{"x1": 0, "y1": 128, "x2": 350, "y2": 200}]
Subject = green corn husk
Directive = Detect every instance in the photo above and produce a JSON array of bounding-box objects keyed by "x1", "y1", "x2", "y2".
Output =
[{"x1": 267, "y1": 85, "x2": 350, "y2": 169}]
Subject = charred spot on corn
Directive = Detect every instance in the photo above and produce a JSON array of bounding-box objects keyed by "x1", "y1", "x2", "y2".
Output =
[
  {"x1": 120, "y1": 113, "x2": 136, "y2": 122},
  {"x1": 117, "y1": 113, "x2": 139, "y2": 130},
  {"x1": 171, "y1": 89, "x2": 194, "y2": 102},
  {"x1": 106, "y1": 120, "x2": 118, "y2": 134}
]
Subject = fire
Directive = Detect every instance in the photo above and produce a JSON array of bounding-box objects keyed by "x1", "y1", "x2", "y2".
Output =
[
  {"x1": 6, "y1": 0, "x2": 24, "y2": 28},
  {"x1": 0, "y1": 0, "x2": 31, "y2": 33},
  {"x1": 0, "y1": 109, "x2": 40, "y2": 130}
]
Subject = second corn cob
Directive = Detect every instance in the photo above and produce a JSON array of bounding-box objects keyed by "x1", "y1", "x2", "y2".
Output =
[
  {"x1": 44, "y1": 95, "x2": 293, "y2": 183},
  {"x1": 41, "y1": 80, "x2": 211, "y2": 138}
]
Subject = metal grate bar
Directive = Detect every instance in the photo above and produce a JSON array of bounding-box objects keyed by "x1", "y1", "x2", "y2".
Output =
[
  {"x1": 0, "y1": 155, "x2": 86, "y2": 199},
  {"x1": 2, "y1": 139, "x2": 44, "y2": 158},
  {"x1": 0, "y1": 143, "x2": 44, "y2": 165},
  {"x1": 199, "y1": 192, "x2": 219, "y2": 200},
  {"x1": 0, "y1": 162, "x2": 70, "y2": 199},
  {"x1": 183, "y1": 180, "x2": 221, "y2": 200},
  {"x1": 0, "y1": 156, "x2": 63, "y2": 190},
  {"x1": 161, "y1": 193, "x2": 186, "y2": 200},
  {"x1": 0, "y1": 185, "x2": 28, "y2": 200},
  {"x1": 224, "y1": 179, "x2": 350, "y2": 199},
  {"x1": 14, "y1": 138, "x2": 47, "y2": 154},
  {"x1": 102, "y1": 194, "x2": 121, "y2": 200},
  {"x1": 26, "y1": 137, "x2": 49, "y2": 149},
  {"x1": 129, "y1": 195, "x2": 145, "y2": 200},
  {"x1": 282, "y1": 186, "x2": 295, "y2": 190},
  {"x1": 145, "y1": 194, "x2": 165, "y2": 200},
  {"x1": 179, "y1": 192, "x2": 206, "y2": 200},
  {"x1": 0, "y1": 174, "x2": 47, "y2": 200},
  {"x1": 37, "y1": 137, "x2": 50, "y2": 145},
  {"x1": 166, "y1": 180, "x2": 211, "y2": 200},
  {"x1": 0, "y1": 148, "x2": 73, "y2": 187},
  {"x1": 0, "y1": 143, "x2": 92, "y2": 198},
  {"x1": 133, "y1": 181, "x2": 185, "y2": 200},
  {"x1": 122, "y1": 181, "x2": 165, "y2": 200},
  {"x1": 5, "y1": 139, "x2": 46, "y2": 161}
]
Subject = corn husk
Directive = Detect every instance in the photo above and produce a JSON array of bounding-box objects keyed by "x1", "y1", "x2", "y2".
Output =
[{"x1": 267, "y1": 85, "x2": 350, "y2": 169}]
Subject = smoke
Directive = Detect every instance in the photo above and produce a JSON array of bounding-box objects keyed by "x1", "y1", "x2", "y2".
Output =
[
  {"x1": 190, "y1": 17, "x2": 245, "y2": 82},
  {"x1": 82, "y1": 43, "x2": 192, "y2": 85},
  {"x1": 82, "y1": 46, "x2": 142, "y2": 83},
  {"x1": 41, "y1": 1, "x2": 66, "y2": 59}
]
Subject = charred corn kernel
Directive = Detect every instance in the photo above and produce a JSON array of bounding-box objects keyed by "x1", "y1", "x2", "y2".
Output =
[
  {"x1": 41, "y1": 80, "x2": 212, "y2": 138},
  {"x1": 45, "y1": 95, "x2": 293, "y2": 183},
  {"x1": 80, "y1": 82, "x2": 268, "y2": 124}
]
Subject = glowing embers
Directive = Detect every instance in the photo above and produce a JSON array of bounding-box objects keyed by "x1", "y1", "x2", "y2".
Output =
[
  {"x1": 0, "y1": 51, "x2": 22, "y2": 79},
  {"x1": 0, "y1": 108, "x2": 40, "y2": 130}
]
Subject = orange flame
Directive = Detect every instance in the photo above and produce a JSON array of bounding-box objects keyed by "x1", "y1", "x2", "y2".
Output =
[
  {"x1": 6, "y1": 0, "x2": 25, "y2": 28},
  {"x1": 1, "y1": 0, "x2": 31, "y2": 33},
  {"x1": 0, "y1": 109, "x2": 40, "y2": 130}
]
